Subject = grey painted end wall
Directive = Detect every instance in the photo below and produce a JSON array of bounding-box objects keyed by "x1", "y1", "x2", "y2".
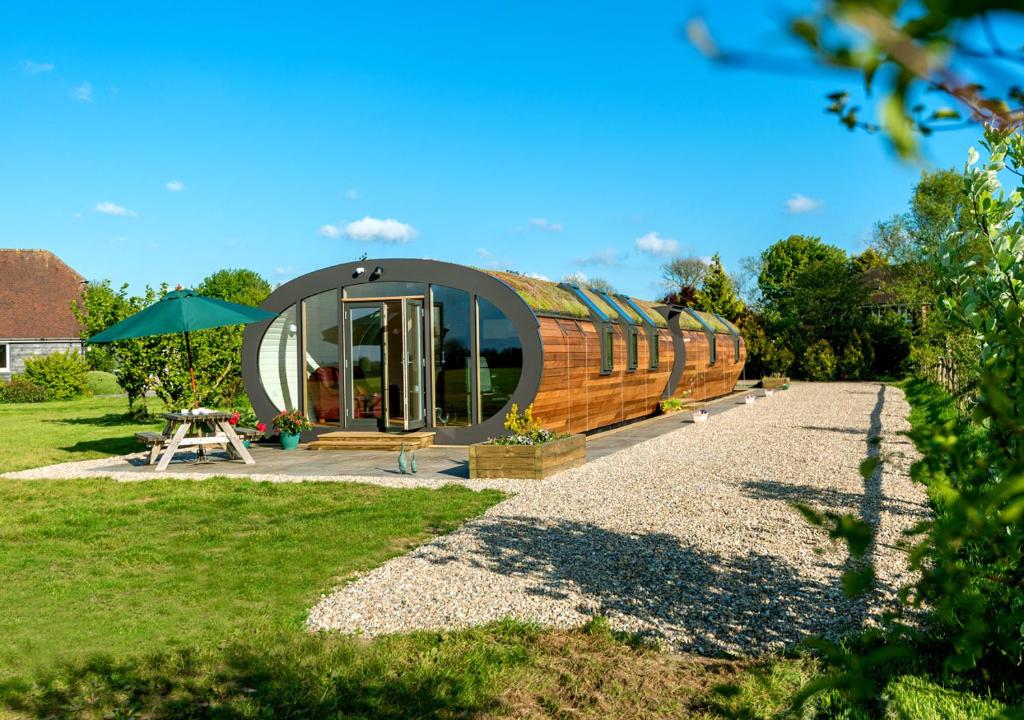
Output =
[{"x1": 0, "y1": 340, "x2": 83, "y2": 378}]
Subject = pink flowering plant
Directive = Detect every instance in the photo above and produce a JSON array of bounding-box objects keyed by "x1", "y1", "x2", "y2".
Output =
[{"x1": 272, "y1": 408, "x2": 312, "y2": 435}]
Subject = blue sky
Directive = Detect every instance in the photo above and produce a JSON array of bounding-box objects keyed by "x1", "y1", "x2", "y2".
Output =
[{"x1": 0, "y1": 1, "x2": 981, "y2": 298}]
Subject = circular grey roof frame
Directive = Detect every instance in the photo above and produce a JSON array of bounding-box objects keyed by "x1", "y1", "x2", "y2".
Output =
[{"x1": 241, "y1": 258, "x2": 544, "y2": 445}]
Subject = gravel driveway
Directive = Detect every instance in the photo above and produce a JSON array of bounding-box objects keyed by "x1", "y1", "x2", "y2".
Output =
[{"x1": 308, "y1": 382, "x2": 930, "y2": 656}]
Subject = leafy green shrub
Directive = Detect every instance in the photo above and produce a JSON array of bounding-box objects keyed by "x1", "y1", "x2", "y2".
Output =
[
  {"x1": 0, "y1": 376, "x2": 50, "y2": 403},
  {"x1": 837, "y1": 340, "x2": 865, "y2": 380},
  {"x1": 23, "y1": 351, "x2": 90, "y2": 400},
  {"x1": 85, "y1": 370, "x2": 122, "y2": 395},
  {"x1": 659, "y1": 397, "x2": 687, "y2": 413},
  {"x1": 802, "y1": 339, "x2": 836, "y2": 380}
]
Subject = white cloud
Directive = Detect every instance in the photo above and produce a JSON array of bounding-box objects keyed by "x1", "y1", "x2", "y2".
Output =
[
  {"x1": 344, "y1": 216, "x2": 417, "y2": 243},
  {"x1": 576, "y1": 248, "x2": 621, "y2": 267},
  {"x1": 72, "y1": 82, "x2": 93, "y2": 102},
  {"x1": 527, "y1": 272, "x2": 550, "y2": 281},
  {"x1": 318, "y1": 224, "x2": 342, "y2": 239},
  {"x1": 274, "y1": 265, "x2": 295, "y2": 277},
  {"x1": 785, "y1": 193, "x2": 823, "y2": 214},
  {"x1": 165, "y1": 180, "x2": 185, "y2": 192},
  {"x1": 21, "y1": 60, "x2": 54, "y2": 74},
  {"x1": 71, "y1": 212, "x2": 83, "y2": 219},
  {"x1": 94, "y1": 201, "x2": 136, "y2": 217},
  {"x1": 476, "y1": 248, "x2": 493, "y2": 258},
  {"x1": 634, "y1": 231, "x2": 679, "y2": 257},
  {"x1": 529, "y1": 217, "x2": 563, "y2": 232},
  {"x1": 345, "y1": 188, "x2": 361, "y2": 201}
]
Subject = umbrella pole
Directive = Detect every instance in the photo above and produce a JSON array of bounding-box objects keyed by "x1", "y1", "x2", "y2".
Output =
[{"x1": 183, "y1": 331, "x2": 198, "y2": 408}]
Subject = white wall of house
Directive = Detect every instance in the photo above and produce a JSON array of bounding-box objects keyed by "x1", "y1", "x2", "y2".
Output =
[{"x1": 0, "y1": 339, "x2": 83, "y2": 378}]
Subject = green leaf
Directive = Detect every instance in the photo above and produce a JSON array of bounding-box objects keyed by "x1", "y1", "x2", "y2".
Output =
[
  {"x1": 930, "y1": 107, "x2": 961, "y2": 121},
  {"x1": 841, "y1": 566, "x2": 876, "y2": 597},
  {"x1": 859, "y1": 456, "x2": 881, "y2": 479}
]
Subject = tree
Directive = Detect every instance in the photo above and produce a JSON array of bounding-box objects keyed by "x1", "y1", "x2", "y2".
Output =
[
  {"x1": 188, "y1": 269, "x2": 273, "y2": 408},
  {"x1": 660, "y1": 256, "x2": 706, "y2": 292},
  {"x1": 692, "y1": 254, "x2": 745, "y2": 320},
  {"x1": 197, "y1": 268, "x2": 272, "y2": 307},
  {"x1": 758, "y1": 235, "x2": 847, "y2": 306},
  {"x1": 72, "y1": 280, "x2": 137, "y2": 372}
]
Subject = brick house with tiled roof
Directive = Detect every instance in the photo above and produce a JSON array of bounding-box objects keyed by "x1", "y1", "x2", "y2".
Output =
[{"x1": 0, "y1": 249, "x2": 85, "y2": 378}]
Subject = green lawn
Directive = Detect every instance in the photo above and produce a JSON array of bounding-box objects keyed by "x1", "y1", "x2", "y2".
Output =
[
  {"x1": 0, "y1": 477, "x2": 503, "y2": 679},
  {"x1": 0, "y1": 396, "x2": 166, "y2": 473}
]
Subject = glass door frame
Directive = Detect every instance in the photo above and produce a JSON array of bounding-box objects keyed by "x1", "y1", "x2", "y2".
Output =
[
  {"x1": 341, "y1": 296, "x2": 427, "y2": 432},
  {"x1": 402, "y1": 298, "x2": 427, "y2": 430},
  {"x1": 342, "y1": 301, "x2": 385, "y2": 431}
]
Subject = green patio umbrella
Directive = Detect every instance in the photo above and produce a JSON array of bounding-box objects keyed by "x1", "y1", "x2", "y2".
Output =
[{"x1": 88, "y1": 288, "x2": 277, "y2": 404}]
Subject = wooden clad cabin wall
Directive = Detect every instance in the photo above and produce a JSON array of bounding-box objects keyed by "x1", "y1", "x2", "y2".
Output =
[
  {"x1": 532, "y1": 316, "x2": 674, "y2": 435},
  {"x1": 673, "y1": 331, "x2": 746, "y2": 402}
]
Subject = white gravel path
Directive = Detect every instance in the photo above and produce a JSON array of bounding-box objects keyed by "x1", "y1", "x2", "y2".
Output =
[{"x1": 307, "y1": 382, "x2": 930, "y2": 656}]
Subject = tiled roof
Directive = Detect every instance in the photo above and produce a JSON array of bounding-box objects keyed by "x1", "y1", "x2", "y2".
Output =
[{"x1": 0, "y1": 250, "x2": 84, "y2": 339}]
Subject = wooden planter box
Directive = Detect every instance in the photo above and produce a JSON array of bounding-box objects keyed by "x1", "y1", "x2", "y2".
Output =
[
  {"x1": 469, "y1": 434, "x2": 586, "y2": 479},
  {"x1": 761, "y1": 376, "x2": 790, "y2": 390}
]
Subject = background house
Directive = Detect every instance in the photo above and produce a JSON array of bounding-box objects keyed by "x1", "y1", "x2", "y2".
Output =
[{"x1": 0, "y1": 249, "x2": 85, "y2": 379}]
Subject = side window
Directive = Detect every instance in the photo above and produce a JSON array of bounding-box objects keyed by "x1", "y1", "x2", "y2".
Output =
[
  {"x1": 0, "y1": 343, "x2": 8, "y2": 371},
  {"x1": 649, "y1": 331, "x2": 659, "y2": 370},
  {"x1": 600, "y1": 324, "x2": 614, "y2": 374},
  {"x1": 627, "y1": 327, "x2": 638, "y2": 371}
]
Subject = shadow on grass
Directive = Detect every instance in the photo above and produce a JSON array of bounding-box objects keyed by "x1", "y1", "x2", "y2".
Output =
[
  {"x1": 0, "y1": 625, "x2": 535, "y2": 720},
  {"x1": 46, "y1": 412, "x2": 159, "y2": 427},
  {"x1": 59, "y1": 437, "x2": 144, "y2": 456}
]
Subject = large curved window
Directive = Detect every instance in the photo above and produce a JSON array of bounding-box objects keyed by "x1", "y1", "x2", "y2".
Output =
[
  {"x1": 432, "y1": 286, "x2": 472, "y2": 426},
  {"x1": 302, "y1": 290, "x2": 340, "y2": 425},
  {"x1": 258, "y1": 305, "x2": 299, "y2": 411},
  {"x1": 478, "y1": 297, "x2": 522, "y2": 422}
]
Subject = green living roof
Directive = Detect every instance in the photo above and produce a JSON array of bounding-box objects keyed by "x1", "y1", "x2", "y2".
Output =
[
  {"x1": 483, "y1": 270, "x2": 589, "y2": 319},
  {"x1": 483, "y1": 270, "x2": 734, "y2": 332}
]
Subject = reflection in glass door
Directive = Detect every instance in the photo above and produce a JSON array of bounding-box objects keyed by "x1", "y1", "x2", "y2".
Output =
[
  {"x1": 343, "y1": 298, "x2": 426, "y2": 432},
  {"x1": 384, "y1": 301, "x2": 404, "y2": 429},
  {"x1": 345, "y1": 303, "x2": 383, "y2": 429},
  {"x1": 405, "y1": 299, "x2": 425, "y2": 429}
]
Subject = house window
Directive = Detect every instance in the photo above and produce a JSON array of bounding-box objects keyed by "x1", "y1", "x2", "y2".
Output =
[
  {"x1": 431, "y1": 285, "x2": 473, "y2": 427},
  {"x1": 258, "y1": 305, "x2": 299, "y2": 411},
  {"x1": 649, "y1": 331, "x2": 659, "y2": 369},
  {"x1": 477, "y1": 297, "x2": 523, "y2": 423},
  {"x1": 0, "y1": 343, "x2": 8, "y2": 372},
  {"x1": 600, "y1": 324, "x2": 614, "y2": 374},
  {"x1": 627, "y1": 327, "x2": 639, "y2": 371}
]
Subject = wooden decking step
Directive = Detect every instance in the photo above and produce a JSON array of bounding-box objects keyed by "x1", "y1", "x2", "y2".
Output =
[{"x1": 306, "y1": 431, "x2": 436, "y2": 451}]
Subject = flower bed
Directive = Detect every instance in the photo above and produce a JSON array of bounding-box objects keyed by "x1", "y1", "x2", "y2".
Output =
[{"x1": 470, "y1": 403, "x2": 586, "y2": 479}]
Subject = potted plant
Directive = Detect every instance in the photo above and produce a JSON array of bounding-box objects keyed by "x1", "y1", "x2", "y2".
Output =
[
  {"x1": 229, "y1": 407, "x2": 267, "y2": 448},
  {"x1": 744, "y1": 393, "x2": 757, "y2": 404},
  {"x1": 692, "y1": 408, "x2": 709, "y2": 424},
  {"x1": 272, "y1": 409, "x2": 312, "y2": 450},
  {"x1": 469, "y1": 403, "x2": 585, "y2": 479}
]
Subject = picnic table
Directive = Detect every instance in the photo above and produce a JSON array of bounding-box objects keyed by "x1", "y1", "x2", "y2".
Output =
[{"x1": 136, "y1": 411, "x2": 256, "y2": 472}]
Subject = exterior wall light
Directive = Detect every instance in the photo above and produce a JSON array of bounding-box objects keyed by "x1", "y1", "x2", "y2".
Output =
[
  {"x1": 369, "y1": 266, "x2": 384, "y2": 280},
  {"x1": 352, "y1": 267, "x2": 365, "y2": 278}
]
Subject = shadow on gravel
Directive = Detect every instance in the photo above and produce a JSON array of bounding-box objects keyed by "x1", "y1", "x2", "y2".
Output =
[
  {"x1": 428, "y1": 516, "x2": 859, "y2": 656},
  {"x1": 739, "y1": 481, "x2": 925, "y2": 519}
]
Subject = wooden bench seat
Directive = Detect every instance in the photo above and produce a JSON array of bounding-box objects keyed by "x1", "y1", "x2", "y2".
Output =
[{"x1": 135, "y1": 431, "x2": 170, "y2": 465}]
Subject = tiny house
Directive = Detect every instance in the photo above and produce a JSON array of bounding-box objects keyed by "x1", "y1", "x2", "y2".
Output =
[{"x1": 241, "y1": 258, "x2": 745, "y2": 444}]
